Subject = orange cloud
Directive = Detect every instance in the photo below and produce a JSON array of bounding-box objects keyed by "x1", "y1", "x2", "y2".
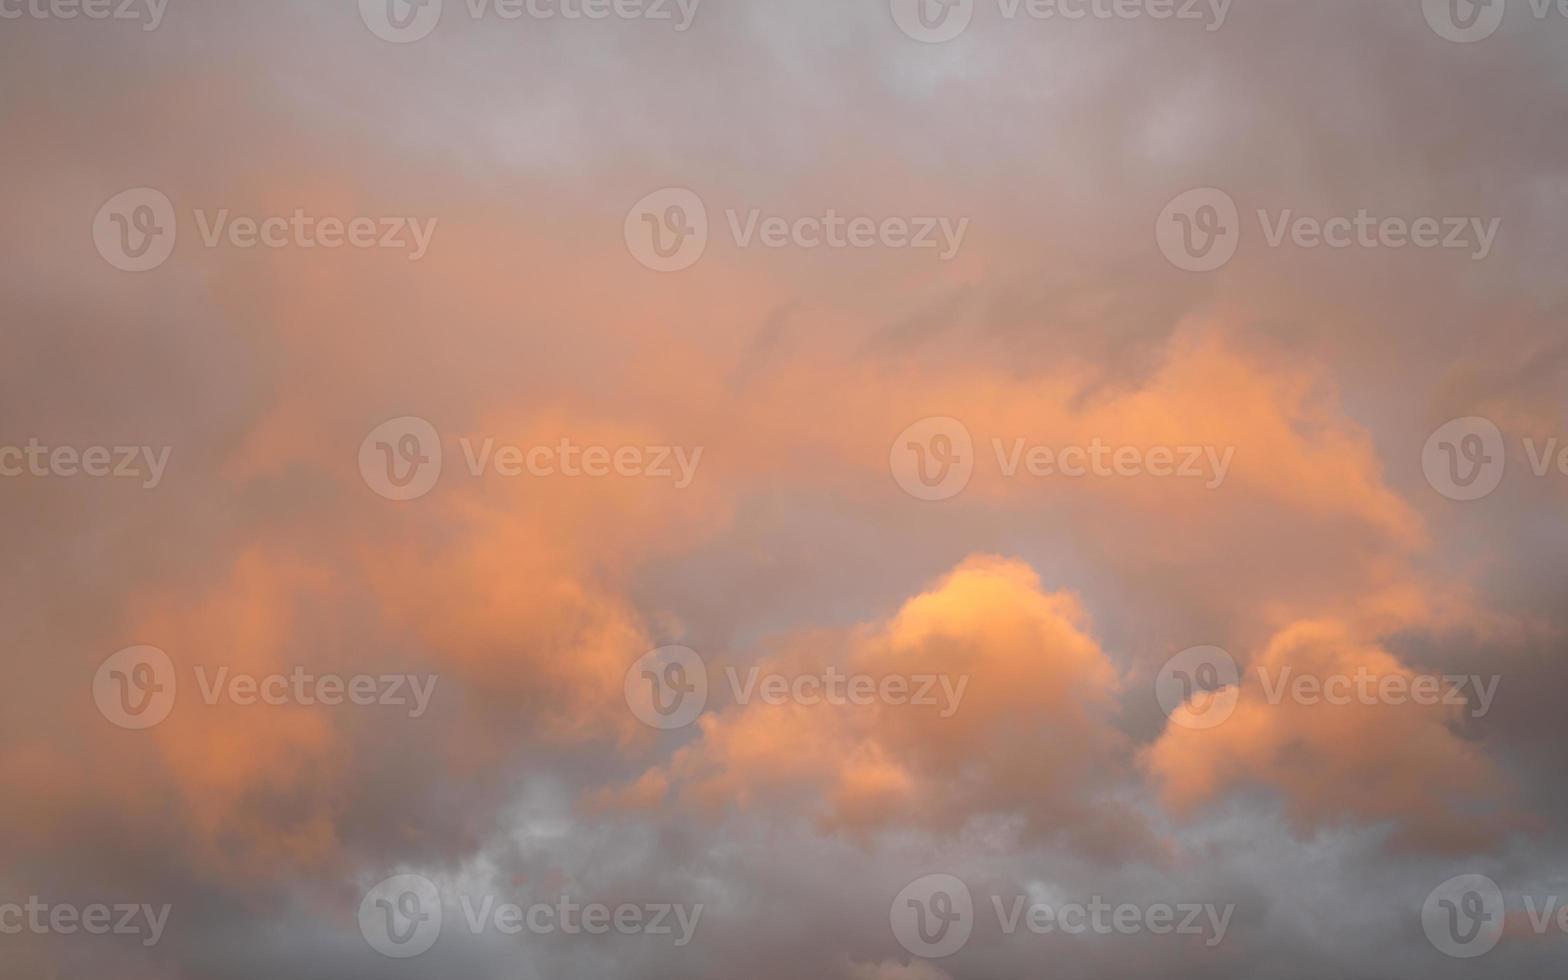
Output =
[
  {"x1": 612, "y1": 556, "x2": 1152, "y2": 858},
  {"x1": 1142, "y1": 619, "x2": 1514, "y2": 853}
]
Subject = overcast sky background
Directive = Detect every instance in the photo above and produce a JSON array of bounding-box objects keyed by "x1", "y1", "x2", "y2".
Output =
[{"x1": 2, "y1": 0, "x2": 1567, "y2": 976}]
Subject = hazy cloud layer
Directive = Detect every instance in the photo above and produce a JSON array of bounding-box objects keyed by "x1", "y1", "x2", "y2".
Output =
[{"x1": 2, "y1": 0, "x2": 1566, "y2": 977}]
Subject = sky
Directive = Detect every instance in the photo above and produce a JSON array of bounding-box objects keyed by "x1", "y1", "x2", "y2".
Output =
[{"x1": 2, "y1": 0, "x2": 1567, "y2": 976}]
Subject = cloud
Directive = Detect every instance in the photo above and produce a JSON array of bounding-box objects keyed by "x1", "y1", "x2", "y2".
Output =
[
  {"x1": 1143, "y1": 619, "x2": 1515, "y2": 853},
  {"x1": 4, "y1": 0, "x2": 1568, "y2": 975},
  {"x1": 613, "y1": 556, "x2": 1153, "y2": 858}
]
